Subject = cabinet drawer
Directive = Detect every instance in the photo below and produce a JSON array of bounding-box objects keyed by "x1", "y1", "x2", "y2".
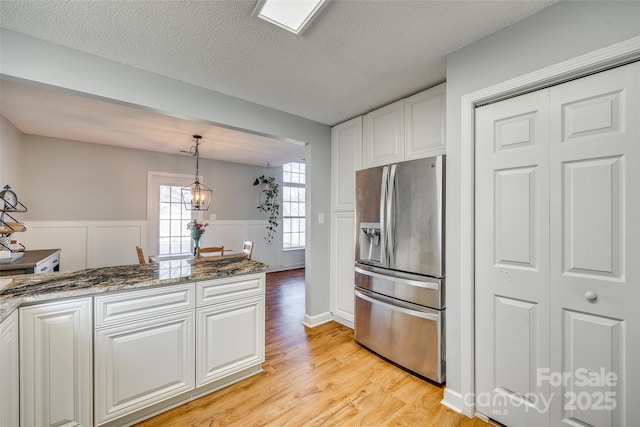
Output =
[
  {"x1": 34, "y1": 252, "x2": 60, "y2": 274},
  {"x1": 95, "y1": 283, "x2": 194, "y2": 328},
  {"x1": 50, "y1": 252, "x2": 60, "y2": 270},
  {"x1": 35, "y1": 260, "x2": 52, "y2": 274},
  {"x1": 197, "y1": 273, "x2": 265, "y2": 307}
]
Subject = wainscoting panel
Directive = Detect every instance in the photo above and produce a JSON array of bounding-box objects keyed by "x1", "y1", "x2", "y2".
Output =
[
  {"x1": 203, "y1": 221, "x2": 304, "y2": 271},
  {"x1": 20, "y1": 220, "x2": 302, "y2": 273},
  {"x1": 21, "y1": 221, "x2": 147, "y2": 272},
  {"x1": 93, "y1": 225, "x2": 146, "y2": 268}
]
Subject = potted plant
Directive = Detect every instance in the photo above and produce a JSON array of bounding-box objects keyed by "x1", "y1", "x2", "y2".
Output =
[{"x1": 253, "y1": 175, "x2": 279, "y2": 245}]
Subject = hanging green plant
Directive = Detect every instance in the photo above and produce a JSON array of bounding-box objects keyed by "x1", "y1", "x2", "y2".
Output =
[{"x1": 253, "y1": 175, "x2": 280, "y2": 245}]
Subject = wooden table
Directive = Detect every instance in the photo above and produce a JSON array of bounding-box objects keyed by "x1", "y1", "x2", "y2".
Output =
[
  {"x1": 188, "y1": 253, "x2": 247, "y2": 263},
  {"x1": 148, "y1": 252, "x2": 243, "y2": 263}
]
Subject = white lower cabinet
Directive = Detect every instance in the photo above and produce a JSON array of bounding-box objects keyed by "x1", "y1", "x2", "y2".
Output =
[
  {"x1": 93, "y1": 283, "x2": 195, "y2": 425},
  {"x1": 1, "y1": 311, "x2": 19, "y2": 427},
  {"x1": 12, "y1": 273, "x2": 265, "y2": 427},
  {"x1": 94, "y1": 310, "x2": 195, "y2": 425},
  {"x1": 20, "y1": 297, "x2": 93, "y2": 427},
  {"x1": 196, "y1": 296, "x2": 264, "y2": 387}
]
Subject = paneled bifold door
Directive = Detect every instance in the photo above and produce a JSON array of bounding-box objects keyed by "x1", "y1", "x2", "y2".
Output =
[{"x1": 475, "y1": 62, "x2": 639, "y2": 427}]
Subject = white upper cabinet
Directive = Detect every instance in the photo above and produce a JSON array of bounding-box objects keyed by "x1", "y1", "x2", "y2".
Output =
[
  {"x1": 331, "y1": 116, "x2": 362, "y2": 211},
  {"x1": 405, "y1": 83, "x2": 446, "y2": 160},
  {"x1": 361, "y1": 83, "x2": 446, "y2": 169},
  {"x1": 330, "y1": 83, "x2": 446, "y2": 327},
  {"x1": 362, "y1": 100, "x2": 405, "y2": 168}
]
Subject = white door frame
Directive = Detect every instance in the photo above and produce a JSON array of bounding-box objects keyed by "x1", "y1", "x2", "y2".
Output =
[{"x1": 456, "y1": 36, "x2": 640, "y2": 418}]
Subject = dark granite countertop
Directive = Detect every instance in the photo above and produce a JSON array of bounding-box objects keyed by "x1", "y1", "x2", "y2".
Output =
[{"x1": 0, "y1": 256, "x2": 268, "y2": 323}]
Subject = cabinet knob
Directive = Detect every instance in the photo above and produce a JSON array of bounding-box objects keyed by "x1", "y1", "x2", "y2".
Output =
[{"x1": 585, "y1": 291, "x2": 598, "y2": 302}]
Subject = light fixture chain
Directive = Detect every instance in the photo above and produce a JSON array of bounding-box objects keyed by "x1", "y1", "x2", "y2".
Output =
[{"x1": 194, "y1": 138, "x2": 200, "y2": 182}]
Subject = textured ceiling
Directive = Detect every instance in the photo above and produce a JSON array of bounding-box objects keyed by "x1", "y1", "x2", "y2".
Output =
[
  {"x1": 0, "y1": 80, "x2": 305, "y2": 167},
  {"x1": 0, "y1": 0, "x2": 557, "y2": 126}
]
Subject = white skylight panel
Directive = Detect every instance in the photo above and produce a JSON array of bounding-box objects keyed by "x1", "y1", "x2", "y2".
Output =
[{"x1": 256, "y1": 0, "x2": 328, "y2": 35}]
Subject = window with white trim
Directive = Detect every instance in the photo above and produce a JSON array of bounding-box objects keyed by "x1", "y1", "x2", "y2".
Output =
[
  {"x1": 147, "y1": 172, "x2": 200, "y2": 257},
  {"x1": 158, "y1": 185, "x2": 192, "y2": 255},
  {"x1": 282, "y1": 162, "x2": 305, "y2": 249}
]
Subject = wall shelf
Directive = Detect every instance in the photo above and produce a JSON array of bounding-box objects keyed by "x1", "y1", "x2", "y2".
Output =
[{"x1": 1, "y1": 195, "x2": 27, "y2": 253}]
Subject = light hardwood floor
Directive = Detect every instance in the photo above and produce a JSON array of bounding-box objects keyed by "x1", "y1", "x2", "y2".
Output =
[{"x1": 136, "y1": 269, "x2": 489, "y2": 427}]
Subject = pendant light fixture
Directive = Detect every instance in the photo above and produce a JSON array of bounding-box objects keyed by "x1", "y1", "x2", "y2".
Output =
[{"x1": 182, "y1": 135, "x2": 212, "y2": 211}]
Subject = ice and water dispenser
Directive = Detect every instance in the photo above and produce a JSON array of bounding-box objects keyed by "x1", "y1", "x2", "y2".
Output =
[{"x1": 358, "y1": 222, "x2": 381, "y2": 264}]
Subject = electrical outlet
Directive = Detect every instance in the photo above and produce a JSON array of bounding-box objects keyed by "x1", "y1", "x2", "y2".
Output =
[{"x1": 209, "y1": 214, "x2": 217, "y2": 221}]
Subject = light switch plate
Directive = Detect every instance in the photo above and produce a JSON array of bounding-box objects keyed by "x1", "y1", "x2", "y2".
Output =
[
  {"x1": 318, "y1": 213, "x2": 325, "y2": 224},
  {"x1": 210, "y1": 214, "x2": 217, "y2": 221}
]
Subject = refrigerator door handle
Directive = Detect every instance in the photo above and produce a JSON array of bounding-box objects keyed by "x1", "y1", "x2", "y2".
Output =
[
  {"x1": 355, "y1": 288, "x2": 441, "y2": 322},
  {"x1": 355, "y1": 265, "x2": 441, "y2": 290},
  {"x1": 387, "y1": 164, "x2": 397, "y2": 263},
  {"x1": 380, "y1": 165, "x2": 389, "y2": 265}
]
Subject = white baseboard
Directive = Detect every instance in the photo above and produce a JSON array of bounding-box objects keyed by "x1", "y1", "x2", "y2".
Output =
[
  {"x1": 266, "y1": 263, "x2": 305, "y2": 273},
  {"x1": 332, "y1": 314, "x2": 353, "y2": 329},
  {"x1": 302, "y1": 311, "x2": 333, "y2": 328},
  {"x1": 441, "y1": 387, "x2": 464, "y2": 414}
]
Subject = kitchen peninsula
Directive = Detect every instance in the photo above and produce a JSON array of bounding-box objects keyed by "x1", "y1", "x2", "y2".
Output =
[{"x1": 0, "y1": 256, "x2": 268, "y2": 427}]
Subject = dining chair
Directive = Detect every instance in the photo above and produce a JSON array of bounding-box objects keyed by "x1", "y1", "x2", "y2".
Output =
[
  {"x1": 197, "y1": 246, "x2": 224, "y2": 258},
  {"x1": 136, "y1": 246, "x2": 146, "y2": 264},
  {"x1": 241, "y1": 240, "x2": 254, "y2": 260}
]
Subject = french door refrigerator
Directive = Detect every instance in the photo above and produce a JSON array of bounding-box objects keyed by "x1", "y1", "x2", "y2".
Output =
[{"x1": 354, "y1": 155, "x2": 445, "y2": 383}]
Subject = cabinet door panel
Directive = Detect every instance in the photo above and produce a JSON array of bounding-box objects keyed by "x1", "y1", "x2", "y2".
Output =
[
  {"x1": 20, "y1": 298, "x2": 93, "y2": 427},
  {"x1": 1, "y1": 311, "x2": 19, "y2": 427},
  {"x1": 405, "y1": 83, "x2": 446, "y2": 159},
  {"x1": 94, "y1": 311, "x2": 194, "y2": 425},
  {"x1": 332, "y1": 116, "x2": 362, "y2": 208},
  {"x1": 363, "y1": 100, "x2": 404, "y2": 168},
  {"x1": 330, "y1": 212, "x2": 355, "y2": 325},
  {"x1": 196, "y1": 297, "x2": 264, "y2": 387}
]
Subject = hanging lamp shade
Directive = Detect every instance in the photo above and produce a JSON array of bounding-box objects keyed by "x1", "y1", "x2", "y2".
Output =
[
  {"x1": 182, "y1": 178, "x2": 212, "y2": 211},
  {"x1": 182, "y1": 135, "x2": 213, "y2": 211}
]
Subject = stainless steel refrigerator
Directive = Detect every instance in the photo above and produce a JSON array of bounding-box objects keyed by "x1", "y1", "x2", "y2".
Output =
[{"x1": 354, "y1": 155, "x2": 445, "y2": 383}]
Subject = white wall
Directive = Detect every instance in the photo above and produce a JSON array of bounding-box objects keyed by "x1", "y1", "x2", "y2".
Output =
[
  {"x1": 20, "y1": 134, "x2": 273, "y2": 221},
  {"x1": 444, "y1": 0, "x2": 640, "y2": 414},
  {"x1": 11, "y1": 132, "x2": 305, "y2": 271},
  {"x1": 0, "y1": 116, "x2": 22, "y2": 196},
  {"x1": 0, "y1": 29, "x2": 329, "y2": 318}
]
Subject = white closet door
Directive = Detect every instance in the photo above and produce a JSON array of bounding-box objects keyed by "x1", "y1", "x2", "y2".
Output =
[
  {"x1": 476, "y1": 61, "x2": 640, "y2": 427},
  {"x1": 475, "y1": 89, "x2": 551, "y2": 427},
  {"x1": 549, "y1": 62, "x2": 640, "y2": 427}
]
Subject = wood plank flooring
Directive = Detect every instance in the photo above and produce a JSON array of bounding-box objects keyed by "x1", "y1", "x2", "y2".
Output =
[{"x1": 136, "y1": 269, "x2": 489, "y2": 427}]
